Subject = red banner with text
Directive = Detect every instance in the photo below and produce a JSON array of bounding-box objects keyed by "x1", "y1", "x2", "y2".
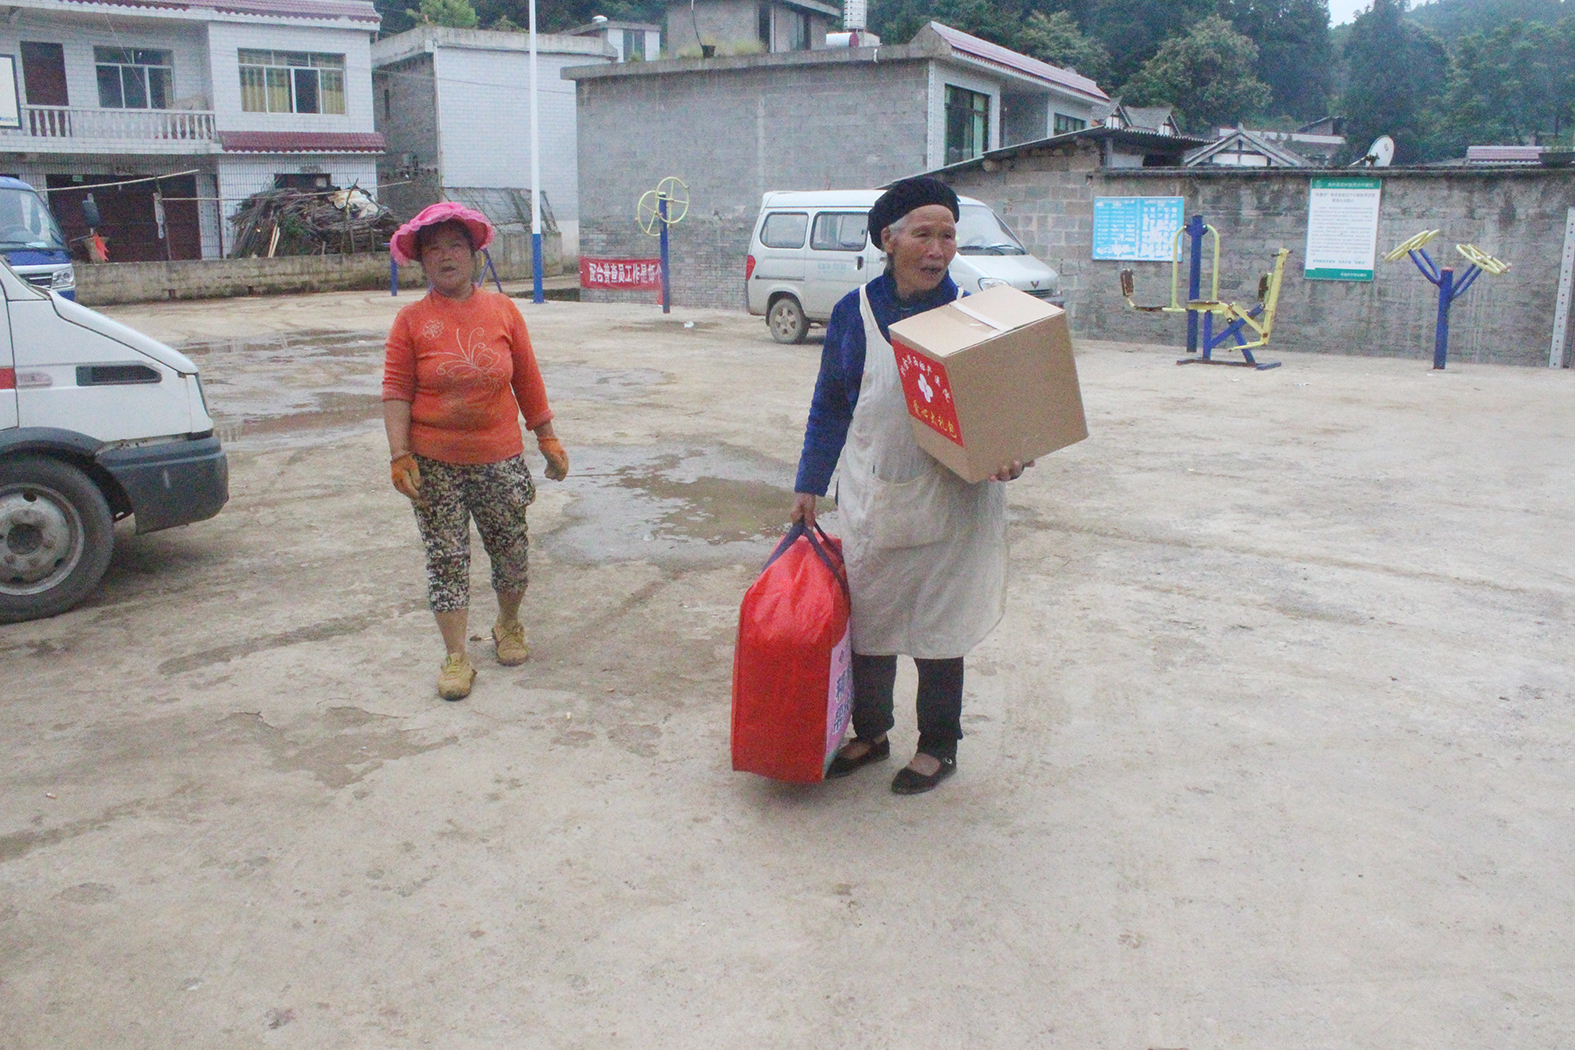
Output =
[{"x1": 579, "y1": 257, "x2": 663, "y2": 291}]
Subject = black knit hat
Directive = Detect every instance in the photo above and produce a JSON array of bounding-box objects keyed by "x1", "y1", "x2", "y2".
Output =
[{"x1": 868, "y1": 176, "x2": 960, "y2": 245}]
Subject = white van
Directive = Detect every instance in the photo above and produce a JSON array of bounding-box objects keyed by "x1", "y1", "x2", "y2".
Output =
[
  {"x1": 0, "y1": 258, "x2": 227, "y2": 622},
  {"x1": 745, "y1": 189, "x2": 1060, "y2": 343}
]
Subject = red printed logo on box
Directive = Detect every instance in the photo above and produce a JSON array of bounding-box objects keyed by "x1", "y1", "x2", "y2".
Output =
[{"x1": 893, "y1": 339, "x2": 963, "y2": 446}]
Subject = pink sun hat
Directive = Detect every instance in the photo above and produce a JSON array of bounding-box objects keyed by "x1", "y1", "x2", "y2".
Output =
[{"x1": 389, "y1": 201, "x2": 494, "y2": 265}]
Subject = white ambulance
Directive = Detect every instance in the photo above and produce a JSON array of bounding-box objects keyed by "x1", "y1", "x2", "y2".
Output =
[{"x1": 0, "y1": 258, "x2": 227, "y2": 622}]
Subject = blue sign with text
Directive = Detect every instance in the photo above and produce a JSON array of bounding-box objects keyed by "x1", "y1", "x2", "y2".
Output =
[{"x1": 1092, "y1": 196, "x2": 1185, "y2": 261}]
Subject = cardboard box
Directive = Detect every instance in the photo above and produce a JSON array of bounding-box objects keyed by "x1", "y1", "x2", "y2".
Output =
[{"x1": 887, "y1": 285, "x2": 1088, "y2": 483}]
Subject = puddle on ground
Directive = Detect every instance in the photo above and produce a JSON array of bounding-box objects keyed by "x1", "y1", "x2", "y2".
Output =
[
  {"x1": 547, "y1": 445, "x2": 794, "y2": 568},
  {"x1": 179, "y1": 330, "x2": 388, "y2": 451},
  {"x1": 177, "y1": 331, "x2": 664, "y2": 452}
]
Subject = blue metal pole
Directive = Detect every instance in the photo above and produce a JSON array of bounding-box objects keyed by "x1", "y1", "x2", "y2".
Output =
[
  {"x1": 1185, "y1": 215, "x2": 1203, "y2": 355},
  {"x1": 660, "y1": 195, "x2": 671, "y2": 314},
  {"x1": 390, "y1": 256, "x2": 398, "y2": 296},
  {"x1": 1433, "y1": 267, "x2": 1454, "y2": 369},
  {"x1": 531, "y1": 233, "x2": 544, "y2": 302}
]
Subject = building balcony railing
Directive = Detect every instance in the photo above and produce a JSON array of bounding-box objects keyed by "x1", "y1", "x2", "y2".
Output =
[{"x1": 6, "y1": 105, "x2": 217, "y2": 146}]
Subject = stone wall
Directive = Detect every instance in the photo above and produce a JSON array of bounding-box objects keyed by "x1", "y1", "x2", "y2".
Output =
[
  {"x1": 942, "y1": 142, "x2": 1575, "y2": 366},
  {"x1": 75, "y1": 230, "x2": 562, "y2": 306}
]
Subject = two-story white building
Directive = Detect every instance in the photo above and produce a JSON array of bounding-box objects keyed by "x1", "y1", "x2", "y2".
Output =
[{"x1": 0, "y1": 0, "x2": 382, "y2": 262}]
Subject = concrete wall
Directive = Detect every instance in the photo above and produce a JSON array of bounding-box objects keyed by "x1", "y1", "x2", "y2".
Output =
[
  {"x1": 572, "y1": 55, "x2": 932, "y2": 308},
  {"x1": 665, "y1": 1, "x2": 761, "y2": 54},
  {"x1": 75, "y1": 229, "x2": 561, "y2": 305},
  {"x1": 940, "y1": 140, "x2": 1575, "y2": 366}
]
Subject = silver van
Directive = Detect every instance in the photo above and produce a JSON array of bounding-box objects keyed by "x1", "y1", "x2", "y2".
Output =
[{"x1": 745, "y1": 189, "x2": 1060, "y2": 343}]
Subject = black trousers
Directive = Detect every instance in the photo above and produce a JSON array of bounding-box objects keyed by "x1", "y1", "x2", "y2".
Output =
[{"x1": 850, "y1": 653, "x2": 965, "y2": 761}]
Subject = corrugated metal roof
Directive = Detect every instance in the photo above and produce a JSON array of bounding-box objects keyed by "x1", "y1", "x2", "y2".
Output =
[{"x1": 926, "y1": 22, "x2": 1107, "y2": 102}]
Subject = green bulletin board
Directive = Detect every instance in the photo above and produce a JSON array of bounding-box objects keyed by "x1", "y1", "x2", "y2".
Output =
[{"x1": 1304, "y1": 177, "x2": 1382, "y2": 281}]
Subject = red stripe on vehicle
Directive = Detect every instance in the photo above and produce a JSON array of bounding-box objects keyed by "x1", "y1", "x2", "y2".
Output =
[{"x1": 0, "y1": 368, "x2": 15, "y2": 390}]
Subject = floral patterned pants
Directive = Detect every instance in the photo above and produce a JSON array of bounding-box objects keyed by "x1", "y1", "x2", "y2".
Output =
[{"x1": 410, "y1": 454, "x2": 536, "y2": 613}]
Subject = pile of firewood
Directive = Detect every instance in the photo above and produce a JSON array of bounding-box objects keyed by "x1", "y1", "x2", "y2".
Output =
[{"x1": 227, "y1": 185, "x2": 400, "y2": 258}]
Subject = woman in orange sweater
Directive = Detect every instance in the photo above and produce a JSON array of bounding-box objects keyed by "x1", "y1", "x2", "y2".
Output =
[{"x1": 382, "y1": 202, "x2": 569, "y2": 701}]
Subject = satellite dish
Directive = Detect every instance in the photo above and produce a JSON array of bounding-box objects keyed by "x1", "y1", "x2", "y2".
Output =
[{"x1": 1350, "y1": 135, "x2": 1395, "y2": 167}]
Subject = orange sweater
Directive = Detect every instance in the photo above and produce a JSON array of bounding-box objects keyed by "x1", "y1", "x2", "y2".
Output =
[{"x1": 382, "y1": 289, "x2": 554, "y2": 464}]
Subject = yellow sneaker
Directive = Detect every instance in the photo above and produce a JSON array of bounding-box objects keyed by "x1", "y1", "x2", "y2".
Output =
[
  {"x1": 491, "y1": 621, "x2": 529, "y2": 666},
  {"x1": 437, "y1": 653, "x2": 476, "y2": 701}
]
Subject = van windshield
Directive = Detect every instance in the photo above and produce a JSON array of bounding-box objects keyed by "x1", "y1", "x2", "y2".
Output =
[
  {"x1": 956, "y1": 204, "x2": 1026, "y2": 256},
  {"x1": 0, "y1": 187, "x2": 67, "y2": 252}
]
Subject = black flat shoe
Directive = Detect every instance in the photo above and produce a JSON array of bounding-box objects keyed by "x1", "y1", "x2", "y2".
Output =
[
  {"x1": 891, "y1": 756, "x2": 956, "y2": 795},
  {"x1": 825, "y1": 737, "x2": 890, "y2": 779}
]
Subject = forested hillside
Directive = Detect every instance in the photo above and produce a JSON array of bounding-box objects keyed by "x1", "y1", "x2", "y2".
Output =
[{"x1": 376, "y1": 0, "x2": 1575, "y2": 163}]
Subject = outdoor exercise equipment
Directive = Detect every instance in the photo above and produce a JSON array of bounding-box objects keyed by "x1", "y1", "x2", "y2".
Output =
[
  {"x1": 637, "y1": 176, "x2": 689, "y2": 314},
  {"x1": 1119, "y1": 214, "x2": 1288, "y2": 370},
  {"x1": 1383, "y1": 230, "x2": 1509, "y2": 369}
]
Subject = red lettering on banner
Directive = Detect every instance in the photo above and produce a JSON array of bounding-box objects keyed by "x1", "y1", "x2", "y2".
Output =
[
  {"x1": 579, "y1": 257, "x2": 664, "y2": 291},
  {"x1": 892, "y1": 339, "x2": 964, "y2": 446}
]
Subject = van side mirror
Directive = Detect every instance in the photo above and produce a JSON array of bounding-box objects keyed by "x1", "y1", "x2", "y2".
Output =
[{"x1": 82, "y1": 195, "x2": 102, "y2": 229}]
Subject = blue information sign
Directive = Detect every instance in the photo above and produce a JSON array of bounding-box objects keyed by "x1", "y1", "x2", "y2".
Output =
[{"x1": 1092, "y1": 196, "x2": 1185, "y2": 261}]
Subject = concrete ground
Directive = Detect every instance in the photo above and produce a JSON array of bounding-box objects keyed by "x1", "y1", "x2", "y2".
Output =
[{"x1": 2, "y1": 284, "x2": 1572, "y2": 1049}]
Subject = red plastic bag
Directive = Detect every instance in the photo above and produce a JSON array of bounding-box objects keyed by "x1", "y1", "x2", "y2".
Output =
[{"x1": 731, "y1": 522, "x2": 853, "y2": 782}]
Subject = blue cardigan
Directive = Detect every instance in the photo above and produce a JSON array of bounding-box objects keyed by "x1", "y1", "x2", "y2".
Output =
[{"x1": 793, "y1": 273, "x2": 960, "y2": 495}]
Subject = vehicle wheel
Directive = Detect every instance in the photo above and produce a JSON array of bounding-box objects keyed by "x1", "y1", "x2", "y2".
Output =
[
  {"x1": 768, "y1": 296, "x2": 809, "y2": 344},
  {"x1": 0, "y1": 456, "x2": 114, "y2": 623}
]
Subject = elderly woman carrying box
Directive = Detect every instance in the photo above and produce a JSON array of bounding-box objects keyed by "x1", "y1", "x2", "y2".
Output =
[
  {"x1": 382, "y1": 202, "x2": 569, "y2": 701},
  {"x1": 790, "y1": 176, "x2": 1031, "y2": 794}
]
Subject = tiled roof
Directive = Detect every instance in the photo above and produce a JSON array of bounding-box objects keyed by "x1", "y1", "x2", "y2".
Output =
[
  {"x1": 56, "y1": 0, "x2": 380, "y2": 23},
  {"x1": 219, "y1": 131, "x2": 385, "y2": 153},
  {"x1": 927, "y1": 22, "x2": 1107, "y2": 101}
]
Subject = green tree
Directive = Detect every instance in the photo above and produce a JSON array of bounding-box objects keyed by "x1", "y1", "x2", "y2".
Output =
[
  {"x1": 869, "y1": 0, "x2": 1024, "y2": 49},
  {"x1": 1084, "y1": 0, "x2": 1217, "y2": 85},
  {"x1": 406, "y1": 0, "x2": 479, "y2": 27},
  {"x1": 1216, "y1": 0, "x2": 1331, "y2": 120},
  {"x1": 1436, "y1": 18, "x2": 1575, "y2": 153},
  {"x1": 1017, "y1": 10, "x2": 1111, "y2": 84},
  {"x1": 1339, "y1": 0, "x2": 1448, "y2": 162},
  {"x1": 1121, "y1": 14, "x2": 1272, "y2": 131}
]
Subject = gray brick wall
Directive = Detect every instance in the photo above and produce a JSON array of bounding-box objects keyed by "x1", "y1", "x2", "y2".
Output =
[
  {"x1": 574, "y1": 57, "x2": 932, "y2": 309},
  {"x1": 943, "y1": 142, "x2": 1575, "y2": 367}
]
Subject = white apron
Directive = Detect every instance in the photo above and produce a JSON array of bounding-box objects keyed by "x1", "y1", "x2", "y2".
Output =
[{"x1": 835, "y1": 284, "x2": 1007, "y2": 659}]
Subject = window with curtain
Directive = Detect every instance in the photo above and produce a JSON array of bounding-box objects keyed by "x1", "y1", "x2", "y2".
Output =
[
  {"x1": 95, "y1": 47, "x2": 172, "y2": 109},
  {"x1": 945, "y1": 86, "x2": 989, "y2": 165},
  {"x1": 239, "y1": 50, "x2": 346, "y2": 114}
]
